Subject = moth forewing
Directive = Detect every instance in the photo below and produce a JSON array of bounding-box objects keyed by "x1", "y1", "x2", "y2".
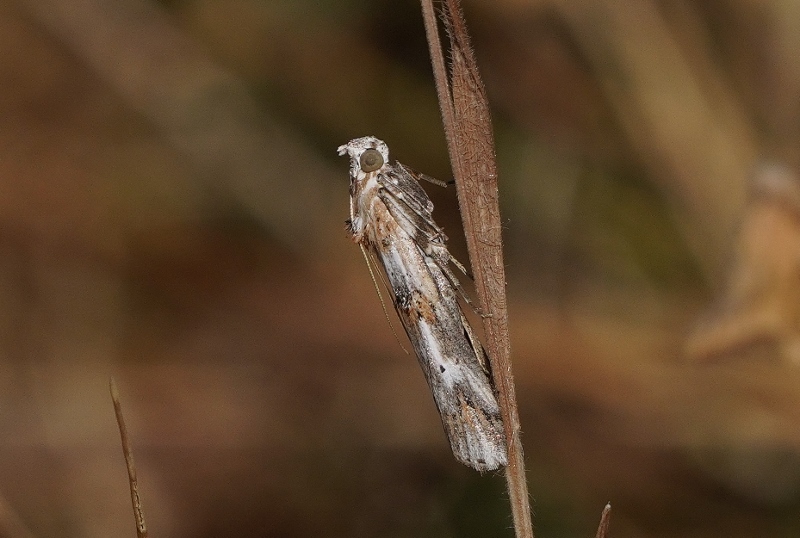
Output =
[{"x1": 339, "y1": 135, "x2": 507, "y2": 472}]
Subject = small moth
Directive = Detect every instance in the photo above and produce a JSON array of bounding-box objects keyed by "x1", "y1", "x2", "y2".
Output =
[{"x1": 338, "y1": 135, "x2": 507, "y2": 471}]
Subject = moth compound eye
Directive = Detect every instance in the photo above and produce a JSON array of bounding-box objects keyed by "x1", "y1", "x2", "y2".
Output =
[{"x1": 360, "y1": 149, "x2": 384, "y2": 172}]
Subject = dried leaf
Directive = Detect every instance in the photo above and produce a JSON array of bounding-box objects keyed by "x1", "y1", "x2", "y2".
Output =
[{"x1": 687, "y1": 163, "x2": 800, "y2": 363}]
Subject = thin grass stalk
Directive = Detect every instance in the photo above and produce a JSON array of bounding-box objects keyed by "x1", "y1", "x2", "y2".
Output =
[{"x1": 420, "y1": 1, "x2": 533, "y2": 536}]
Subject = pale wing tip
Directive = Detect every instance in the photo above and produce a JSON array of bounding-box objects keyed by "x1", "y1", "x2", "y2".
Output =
[
  {"x1": 457, "y1": 450, "x2": 506, "y2": 472},
  {"x1": 477, "y1": 453, "x2": 507, "y2": 472},
  {"x1": 441, "y1": 389, "x2": 508, "y2": 472},
  {"x1": 449, "y1": 424, "x2": 508, "y2": 472}
]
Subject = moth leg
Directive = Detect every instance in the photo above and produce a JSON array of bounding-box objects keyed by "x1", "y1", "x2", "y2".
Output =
[
  {"x1": 379, "y1": 169, "x2": 490, "y2": 318},
  {"x1": 433, "y1": 252, "x2": 492, "y2": 319},
  {"x1": 379, "y1": 172, "x2": 436, "y2": 223},
  {"x1": 397, "y1": 162, "x2": 450, "y2": 188},
  {"x1": 448, "y1": 253, "x2": 472, "y2": 279},
  {"x1": 380, "y1": 190, "x2": 445, "y2": 244},
  {"x1": 459, "y1": 308, "x2": 493, "y2": 377}
]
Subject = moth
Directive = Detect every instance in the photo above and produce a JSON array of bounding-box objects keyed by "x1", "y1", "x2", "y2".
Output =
[{"x1": 338, "y1": 135, "x2": 507, "y2": 471}]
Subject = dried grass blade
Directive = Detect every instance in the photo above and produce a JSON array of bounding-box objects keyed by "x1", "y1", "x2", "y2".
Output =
[
  {"x1": 110, "y1": 378, "x2": 149, "y2": 538},
  {"x1": 595, "y1": 503, "x2": 612, "y2": 538},
  {"x1": 420, "y1": 0, "x2": 533, "y2": 536}
]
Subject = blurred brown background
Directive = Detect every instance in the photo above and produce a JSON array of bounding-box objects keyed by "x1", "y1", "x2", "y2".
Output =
[{"x1": 2, "y1": 0, "x2": 800, "y2": 536}]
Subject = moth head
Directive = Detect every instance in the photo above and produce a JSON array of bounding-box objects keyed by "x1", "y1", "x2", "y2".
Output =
[{"x1": 337, "y1": 136, "x2": 390, "y2": 178}]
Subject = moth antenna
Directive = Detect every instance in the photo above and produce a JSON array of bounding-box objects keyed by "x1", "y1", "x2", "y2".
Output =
[
  {"x1": 363, "y1": 245, "x2": 396, "y2": 308},
  {"x1": 360, "y1": 244, "x2": 410, "y2": 355}
]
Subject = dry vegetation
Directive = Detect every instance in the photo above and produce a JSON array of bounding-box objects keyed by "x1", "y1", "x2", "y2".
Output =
[{"x1": 1, "y1": 0, "x2": 800, "y2": 536}]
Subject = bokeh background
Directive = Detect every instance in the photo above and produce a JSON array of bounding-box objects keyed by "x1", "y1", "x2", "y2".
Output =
[{"x1": 2, "y1": 0, "x2": 800, "y2": 536}]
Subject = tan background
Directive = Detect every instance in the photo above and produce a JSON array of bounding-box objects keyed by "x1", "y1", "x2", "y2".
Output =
[{"x1": 1, "y1": 0, "x2": 799, "y2": 536}]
